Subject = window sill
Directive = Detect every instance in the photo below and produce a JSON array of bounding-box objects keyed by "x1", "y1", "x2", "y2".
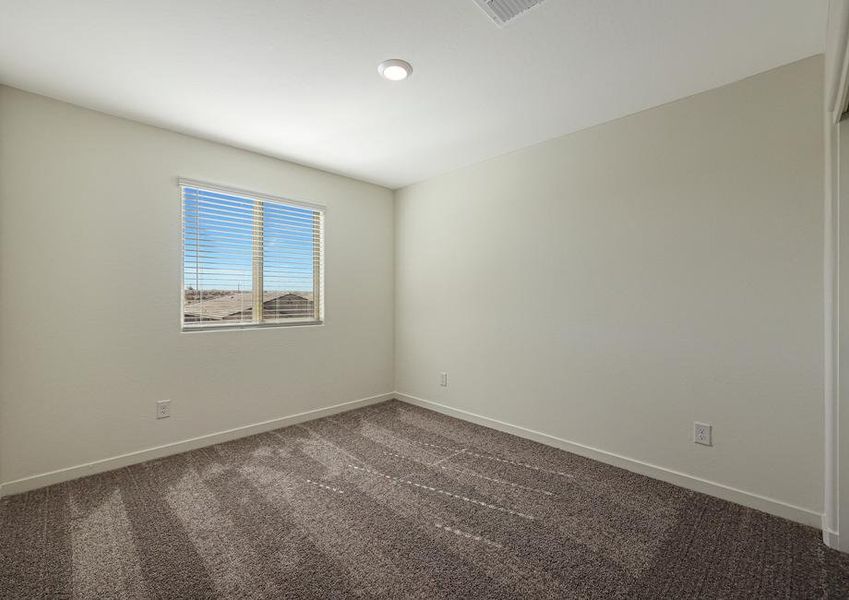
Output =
[{"x1": 181, "y1": 320, "x2": 324, "y2": 333}]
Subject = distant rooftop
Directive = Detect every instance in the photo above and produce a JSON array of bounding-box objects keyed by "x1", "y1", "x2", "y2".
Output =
[{"x1": 183, "y1": 291, "x2": 314, "y2": 321}]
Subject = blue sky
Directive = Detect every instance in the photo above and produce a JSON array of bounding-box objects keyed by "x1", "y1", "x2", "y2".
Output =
[{"x1": 183, "y1": 187, "x2": 317, "y2": 294}]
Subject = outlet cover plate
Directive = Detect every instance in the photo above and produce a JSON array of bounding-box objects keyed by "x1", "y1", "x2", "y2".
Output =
[
  {"x1": 156, "y1": 399, "x2": 171, "y2": 419},
  {"x1": 694, "y1": 422, "x2": 712, "y2": 446}
]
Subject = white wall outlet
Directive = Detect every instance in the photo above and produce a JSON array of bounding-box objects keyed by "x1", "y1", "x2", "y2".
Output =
[
  {"x1": 440, "y1": 372, "x2": 448, "y2": 387},
  {"x1": 694, "y1": 422, "x2": 712, "y2": 446},
  {"x1": 156, "y1": 399, "x2": 171, "y2": 419}
]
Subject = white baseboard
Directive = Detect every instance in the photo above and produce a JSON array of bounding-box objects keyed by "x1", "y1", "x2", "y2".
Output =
[
  {"x1": 1, "y1": 390, "x2": 826, "y2": 532},
  {"x1": 0, "y1": 392, "x2": 395, "y2": 498},
  {"x1": 822, "y1": 516, "x2": 840, "y2": 548},
  {"x1": 396, "y1": 392, "x2": 823, "y2": 529}
]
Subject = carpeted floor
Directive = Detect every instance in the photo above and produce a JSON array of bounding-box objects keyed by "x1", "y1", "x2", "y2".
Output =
[{"x1": 2, "y1": 399, "x2": 848, "y2": 599}]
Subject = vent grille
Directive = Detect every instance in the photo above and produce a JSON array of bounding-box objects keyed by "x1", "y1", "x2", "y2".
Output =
[{"x1": 472, "y1": 0, "x2": 547, "y2": 26}]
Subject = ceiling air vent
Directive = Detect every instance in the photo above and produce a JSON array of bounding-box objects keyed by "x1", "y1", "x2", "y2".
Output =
[{"x1": 472, "y1": 0, "x2": 548, "y2": 26}]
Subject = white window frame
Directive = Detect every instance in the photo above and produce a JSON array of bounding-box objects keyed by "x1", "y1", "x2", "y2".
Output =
[{"x1": 179, "y1": 178, "x2": 325, "y2": 332}]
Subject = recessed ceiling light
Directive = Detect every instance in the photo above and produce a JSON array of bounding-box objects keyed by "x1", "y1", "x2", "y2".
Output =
[{"x1": 378, "y1": 59, "x2": 413, "y2": 82}]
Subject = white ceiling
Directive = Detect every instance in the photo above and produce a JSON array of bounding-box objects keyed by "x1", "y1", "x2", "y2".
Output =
[{"x1": 0, "y1": 0, "x2": 828, "y2": 189}]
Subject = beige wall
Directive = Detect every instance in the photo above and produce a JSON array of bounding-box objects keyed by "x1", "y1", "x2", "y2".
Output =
[
  {"x1": 0, "y1": 86, "x2": 394, "y2": 486},
  {"x1": 395, "y1": 57, "x2": 825, "y2": 516}
]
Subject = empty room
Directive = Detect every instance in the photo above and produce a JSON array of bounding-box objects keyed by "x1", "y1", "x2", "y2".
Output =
[{"x1": 3, "y1": 1, "x2": 849, "y2": 598}]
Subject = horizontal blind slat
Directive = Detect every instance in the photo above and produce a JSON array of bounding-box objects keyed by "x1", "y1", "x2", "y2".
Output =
[
  {"x1": 184, "y1": 208, "x2": 320, "y2": 230},
  {"x1": 187, "y1": 196, "x2": 320, "y2": 224},
  {"x1": 184, "y1": 232, "x2": 320, "y2": 246},
  {"x1": 184, "y1": 220, "x2": 320, "y2": 237},
  {"x1": 184, "y1": 249, "x2": 315, "y2": 262}
]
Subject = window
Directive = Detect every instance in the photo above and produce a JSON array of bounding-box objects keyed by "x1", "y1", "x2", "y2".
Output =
[{"x1": 181, "y1": 179, "x2": 324, "y2": 330}]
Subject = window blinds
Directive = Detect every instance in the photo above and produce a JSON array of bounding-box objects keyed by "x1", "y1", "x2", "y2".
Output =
[{"x1": 181, "y1": 180, "x2": 324, "y2": 330}]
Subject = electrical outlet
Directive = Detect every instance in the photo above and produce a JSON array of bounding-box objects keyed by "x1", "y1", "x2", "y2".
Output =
[
  {"x1": 694, "y1": 422, "x2": 712, "y2": 446},
  {"x1": 440, "y1": 372, "x2": 448, "y2": 387},
  {"x1": 156, "y1": 399, "x2": 171, "y2": 419}
]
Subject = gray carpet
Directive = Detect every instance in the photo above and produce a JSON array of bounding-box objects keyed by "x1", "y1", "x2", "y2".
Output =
[{"x1": 2, "y1": 399, "x2": 848, "y2": 599}]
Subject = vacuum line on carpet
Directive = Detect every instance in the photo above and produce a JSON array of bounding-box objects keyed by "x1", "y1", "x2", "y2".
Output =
[
  {"x1": 347, "y1": 464, "x2": 535, "y2": 520},
  {"x1": 382, "y1": 450, "x2": 556, "y2": 496},
  {"x1": 433, "y1": 523, "x2": 503, "y2": 549},
  {"x1": 413, "y1": 441, "x2": 575, "y2": 479},
  {"x1": 305, "y1": 479, "x2": 345, "y2": 495},
  {"x1": 429, "y1": 448, "x2": 467, "y2": 467}
]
